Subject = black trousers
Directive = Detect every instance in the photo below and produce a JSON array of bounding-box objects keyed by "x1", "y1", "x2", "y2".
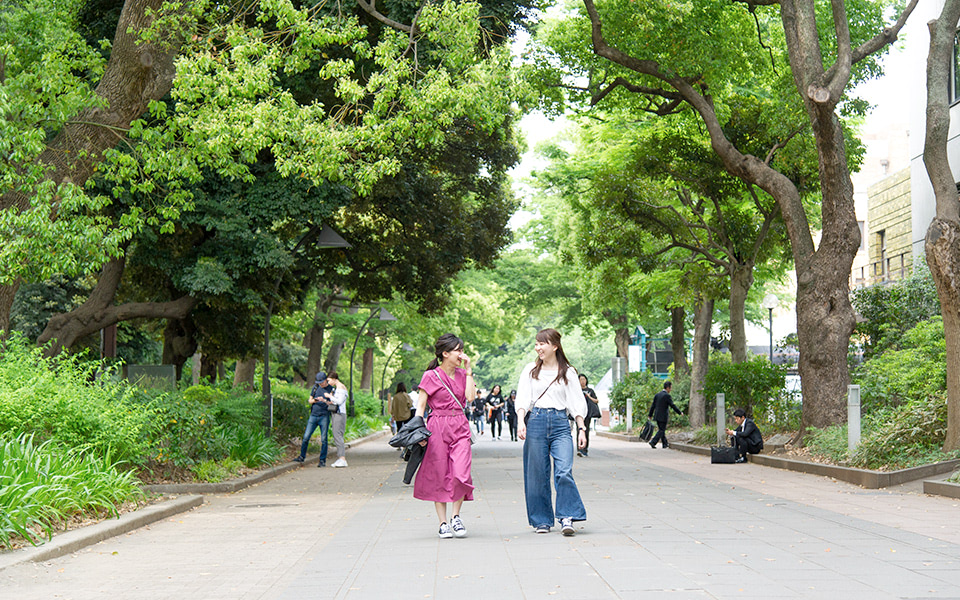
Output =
[
  {"x1": 731, "y1": 436, "x2": 761, "y2": 459},
  {"x1": 507, "y1": 415, "x2": 518, "y2": 440},
  {"x1": 650, "y1": 420, "x2": 669, "y2": 447}
]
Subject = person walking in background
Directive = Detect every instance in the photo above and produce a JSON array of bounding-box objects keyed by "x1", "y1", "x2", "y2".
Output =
[
  {"x1": 516, "y1": 328, "x2": 587, "y2": 537},
  {"x1": 486, "y1": 384, "x2": 504, "y2": 440},
  {"x1": 505, "y1": 389, "x2": 518, "y2": 441},
  {"x1": 389, "y1": 382, "x2": 414, "y2": 435},
  {"x1": 578, "y1": 374, "x2": 601, "y2": 457},
  {"x1": 648, "y1": 381, "x2": 682, "y2": 449},
  {"x1": 471, "y1": 389, "x2": 486, "y2": 436},
  {"x1": 414, "y1": 333, "x2": 475, "y2": 539},
  {"x1": 294, "y1": 371, "x2": 333, "y2": 465},
  {"x1": 326, "y1": 372, "x2": 349, "y2": 467}
]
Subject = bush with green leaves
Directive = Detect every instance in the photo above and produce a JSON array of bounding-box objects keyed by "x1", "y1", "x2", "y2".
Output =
[
  {"x1": 853, "y1": 317, "x2": 946, "y2": 415},
  {"x1": 851, "y1": 262, "x2": 940, "y2": 360},
  {"x1": 0, "y1": 334, "x2": 155, "y2": 465},
  {"x1": 702, "y1": 354, "x2": 794, "y2": 429},
  {"x1": 609, "y1": 371, "x2": 664, "y2": 422},
  {"x1": 0, "y1": 433, "x2": 143, "y2": 548}
]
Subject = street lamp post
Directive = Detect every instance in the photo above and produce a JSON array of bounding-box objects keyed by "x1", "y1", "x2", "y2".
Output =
[
  {"x1": 762, "y1": 294, "x2": 778, "y2": 364},
  {"x1": 348, "y1": 306, "x2": 397, "y2": 417},
  {"x1": 263, "y1": 225, "x2": 350, "y2": 429}
]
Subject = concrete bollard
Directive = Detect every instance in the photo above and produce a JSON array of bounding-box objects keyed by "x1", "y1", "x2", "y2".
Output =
[
  {"x1": 626, "y1": 397, "x2": 633, "y2": 431},
  {"x1": 716, "y1": 393, "x2": 725, "y2": 444},
  {"x1": 848, "y1": 385, "x2": 861, "y2": 452}
]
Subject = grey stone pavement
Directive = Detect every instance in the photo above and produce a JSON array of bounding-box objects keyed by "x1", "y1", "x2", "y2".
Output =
[{"x1": 4, "y1": 433, "x2": 960, "y2": 600}]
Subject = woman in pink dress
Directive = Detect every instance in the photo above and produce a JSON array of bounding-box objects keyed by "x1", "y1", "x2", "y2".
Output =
[{"x1": 414, "y1": 333, "x2": 475, "y2": 539}]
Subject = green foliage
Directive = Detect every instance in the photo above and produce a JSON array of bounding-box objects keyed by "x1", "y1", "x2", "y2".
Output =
[
  {"x1": 691, "y1": 425, "x2": 716, "y2": 446},
  {"x1": 609, "y1": 371, "x2": 663, "y2": 420},
  {"x1": 191, "y1": 458, "x2": 244, "y2": 483},
  {"x1": 0, "y1": 334, "x2": 155, "y2": 464},
  {"x1": 352, "y1": 389, "x2": 382, "y2": 418},
  {"x1": 853, "y1": 318, "x2": 946, "y2": 415},
  {"x1": 702, "y1": 354, "x2": 793, "y2": 428},
  {"x1": 270, "y1": 382, "x2": 309, "y2": 441},
  {"x1": 851, "y1": 263, "x2": 940, "y2": 359},
  {"x1": 0, "y1": 433, "x2": 143, "y2": 548},
  {"x1": 806, "y1": 393, "x2": 955, "y2": 471},
  {"x1": 849, "y1": 394, "x2": 953, "y2": 470}
]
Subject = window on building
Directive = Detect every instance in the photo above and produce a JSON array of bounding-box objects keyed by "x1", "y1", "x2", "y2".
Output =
[
  {"x1": 953, "y1": 31, "x2": 960, "y2": 104},
  {"x1": 878, "y1": 229, "x2": 887, "y2": 280},
  {"x1": 858, "y1": 221, "x2": 866, "y2": 252}
]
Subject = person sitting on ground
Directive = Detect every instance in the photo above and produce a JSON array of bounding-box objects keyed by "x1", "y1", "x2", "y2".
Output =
[{"x1": 725, "y1": 408, "x2": 764, "y2": 463}]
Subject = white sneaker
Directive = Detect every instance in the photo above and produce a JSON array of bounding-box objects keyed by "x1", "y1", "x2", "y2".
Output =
[
  {"x1": 560, "y1": 518, "x2": 575, "y2": 536},
  {"x1": 438, "y1": 522, "x2": 453, "y2": 539},
  {"x1": 332, "y1": 457, "x2": 347, "y2": 468},
  {"x1": 450, "y1": 515, "x2": 467, "y2": 538}
]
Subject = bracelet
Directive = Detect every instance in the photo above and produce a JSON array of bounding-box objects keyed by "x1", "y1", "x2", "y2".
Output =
[{"x1": 465, "y1": 372, "x2": 473, "y2": 377}]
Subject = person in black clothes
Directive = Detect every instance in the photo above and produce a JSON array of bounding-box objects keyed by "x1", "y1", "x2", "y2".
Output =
[
  {"x1": 505, "y1": 389, "x2": 518, "y2": 441},
  {"x1": 578, "y1": 374, "x2": 600, "y2": 457},
  {"x1": 486, "y1": 385, "x2": 505, "y2": 440},
  {"x1": 647, "y1": 381, "x2": 682, "y2": 449},
  {"x1": 471, "y1": 390, "x2": 486, "y2": 436},
  {"x1": 725, "y1": 408, "x2": 764, "y2": 462}
]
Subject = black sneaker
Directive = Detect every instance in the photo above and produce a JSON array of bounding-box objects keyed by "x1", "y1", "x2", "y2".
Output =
[
  {"x1": 317, "y1": 460, "x2": 326, "y2": 467},
  {"x1": 293, "y1": 457, "x2": 305, "y2": 463}
]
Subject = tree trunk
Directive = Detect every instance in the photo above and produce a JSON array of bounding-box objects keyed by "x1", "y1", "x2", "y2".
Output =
[
  {"x1": 325, "y1": 341, "x2": 345, "y2": 374},
  {"x1": 360, "y1": 333, "x2": 375, "y2": 390},
  {"x1": 689, "y1": 297, "x2": 713, "y2": 429},
  {"x1": 727, "y1": 265, "x2": 754, "y2": 364},
  {"x1": 922, "y1": 1, "x2": 960, "y2": 451},
  {"x1": 37, "y1": 257, "x2": 195, "y2": 355},
  {"x1": 234, "y1": 358, "x2": 257, "y2": 390},
  {"x1": 162, "y1": 317, "x2": 198, "y2": 382},
  {"x1": 670, "y1": 306, "x2": 688, "y2": 374},
  {"x1": 0, "y1": 281, "x2": 18, "y2": 336},
  {"x1": 200, "y1": 358, "x2": 219, "y2": 382},
  {"x1": 304, "y1": 294, "x2": 335, "y2": 380}
]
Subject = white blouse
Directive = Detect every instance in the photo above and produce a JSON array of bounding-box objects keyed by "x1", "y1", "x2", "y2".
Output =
[{"x1": 515, "y1": 363, "x2": 587, "y2": 420}]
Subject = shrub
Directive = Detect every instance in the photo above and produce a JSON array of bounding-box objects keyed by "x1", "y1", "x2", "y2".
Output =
[
  {"x1": 0, "y1": 334, "x2": 155, "y2": 465},
  {"x1": 853, "y1": 317, "x2": 946, "y2": 415},
  {"x1": 609, "y1": 371, "x2": 663, "y2": 420},
  {"x1": 849, "y1": 393, "x2": 953, "y2": 470},
  {"x1": 702, "y1": 354, "x2": 793, "y2": 428}
]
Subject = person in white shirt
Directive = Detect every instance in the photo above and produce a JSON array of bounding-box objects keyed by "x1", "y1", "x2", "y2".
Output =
[
  {"x1": 325, "y1": 372, "x2": 349, "y2": 468},
  {"x1": 516, "y1": 328, "x2": 588, "y2": 536}
]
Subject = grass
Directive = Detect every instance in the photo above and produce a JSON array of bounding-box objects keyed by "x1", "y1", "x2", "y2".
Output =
[{"x1": 0, "y1": 433, "x2": 144, "y2": 548}]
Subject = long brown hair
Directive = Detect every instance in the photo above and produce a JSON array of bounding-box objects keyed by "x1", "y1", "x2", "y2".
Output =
[
  {"x1": 427, "y1": 333, "x2": 464, "y2": 370},
  {"x1": 530, "y1": 328, "x2": 575, "y2": 385}
]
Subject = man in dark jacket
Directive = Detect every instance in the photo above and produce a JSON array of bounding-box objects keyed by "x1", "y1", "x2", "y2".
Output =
[
  {"x1": 725, "y1": 408, "x2": 763, "y2": 463},
  {"x1": 294, "y1": 371, "x2": 334, "y2": 466},
  {"x1": 648, "y1": 381, "x2": 682, "y2": 449}
]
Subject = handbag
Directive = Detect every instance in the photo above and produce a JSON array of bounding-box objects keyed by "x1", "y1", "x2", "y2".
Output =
[
  {"x1": 432, "y1": 369, "x2": 476, "y2": 444},
  {"x1": 587, "y1": 399, "x2": 601, "y2": 420},
  {"x1": 637, "y1": 419, "x2": 654, "y2": 442},
  {"x1": 710, "y1": 445, "x2": 738, "y2": 464}
]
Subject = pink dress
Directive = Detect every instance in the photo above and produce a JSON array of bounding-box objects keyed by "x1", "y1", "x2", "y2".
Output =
[{"x1": 413, "y1": 368, "x2": 474, "y2": 503}]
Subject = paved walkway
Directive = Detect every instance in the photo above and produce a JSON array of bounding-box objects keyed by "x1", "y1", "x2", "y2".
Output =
[{"x1": 4, "y1": 434, "x2": 960, "y2": 599}]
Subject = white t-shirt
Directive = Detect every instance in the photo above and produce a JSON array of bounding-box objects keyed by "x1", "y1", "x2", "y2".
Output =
[
  {"x1": 515, "y1": 363, "x2": 587, "y2": 420},
  {"x1": 331, "y1": 387, "x2": 348, "y2": 414}
]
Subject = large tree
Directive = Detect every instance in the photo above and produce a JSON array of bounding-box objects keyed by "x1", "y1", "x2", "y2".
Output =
[
  {"x1": 530, "y1": 0, "x2": 915, "y2": 432},
  {"x1": 922, "y1": 0, "x2": 960, "y2": 450},
  {"x1": 0, "y1": 0, "x2": 519, "y2": 334}
]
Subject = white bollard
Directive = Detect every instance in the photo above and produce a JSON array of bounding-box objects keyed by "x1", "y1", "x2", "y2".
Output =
[
  {"x1": 848, "y1": 385, "x2": 861, "y2": 452},
  {"x1": 626, "y1": 397, "x2": 633, "y2": 431},
  {"x1": 716, "y1": 393, "x2": 725, "y2": 445}
]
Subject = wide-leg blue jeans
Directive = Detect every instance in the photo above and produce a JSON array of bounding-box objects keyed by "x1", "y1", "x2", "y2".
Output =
[
  {"x1": 522, "y1": 407, "x2": 586, "y2": 528},
  {"x1": 298, "y1": 413, "x2": 330, "y2": 462}
]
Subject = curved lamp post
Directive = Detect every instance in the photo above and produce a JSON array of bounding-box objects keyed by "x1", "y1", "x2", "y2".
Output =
[
  {"x1": 348, "y1": 306, "x2": 397, "y2": 417},
  {"x1": 380, "y1": 342, "x2": 415, "y2": 413},
  {"x1": 263, "y1": 225, "x2": 350, "y2": 429},
  {"x1": 762, "y1": 293, "x2": 778, "y2": 364}
]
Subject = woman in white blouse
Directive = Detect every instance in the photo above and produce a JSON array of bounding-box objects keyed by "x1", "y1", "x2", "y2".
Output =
[{"x1": 516, "y1": 328, "x2": 588, "y2": 536}]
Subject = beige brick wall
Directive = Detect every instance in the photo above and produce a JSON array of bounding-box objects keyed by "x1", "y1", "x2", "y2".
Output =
[{"x1": 866, "y1": 167, "x2": 912, "y2": 283}]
